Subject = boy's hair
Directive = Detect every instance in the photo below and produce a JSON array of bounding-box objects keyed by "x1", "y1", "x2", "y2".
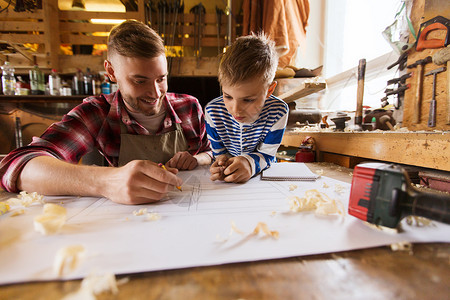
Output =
[
  {"x1": 218, "y1": 32, "x2": 278, "y2": 87},
  {"x1": 107, "y1": 20, "x2": 165, "y2": 59}
]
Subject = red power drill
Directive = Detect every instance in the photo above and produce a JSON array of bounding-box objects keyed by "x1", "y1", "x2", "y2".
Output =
[{"x1": 348, "y1": 162, "x2": 450, "y2": 228}]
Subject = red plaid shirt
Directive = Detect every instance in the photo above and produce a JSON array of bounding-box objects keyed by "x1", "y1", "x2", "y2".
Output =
[{"x1": 0, "y1": 91, "x2": 210, "y2": 192}]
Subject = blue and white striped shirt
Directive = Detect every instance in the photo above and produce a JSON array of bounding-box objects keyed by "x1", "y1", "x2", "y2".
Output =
[{"x1": 205, "y1": 94, "x2": 288, "y2": 177}]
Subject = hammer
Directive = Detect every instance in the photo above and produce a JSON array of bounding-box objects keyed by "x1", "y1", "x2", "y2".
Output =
[
  {"x1": 379, "y1": 115, "x2": 395, "y2": 130},
  {"x1": 432, "y1": 45, "x2": 450, "y2": 124},
  {"x1": 348, "y1": 162, "x2": 450, "y2": 229},
  {"x1": 425, "y1": 66, "x2": 446, "y2": 127},
  {"x1": 353, "y1": 58, "x2": 366, "y2": 131},
  {"x1": 407, "y1": 56, "x2": 432, "y2": 123}
]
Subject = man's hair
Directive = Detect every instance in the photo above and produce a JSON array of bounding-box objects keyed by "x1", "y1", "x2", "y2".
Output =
[
  {"x1": 107, "y1": 20, "x2": 165, "y2": 59},
  {"x1": 218, "y1": 32, "x2": 278, "y2": 87}
]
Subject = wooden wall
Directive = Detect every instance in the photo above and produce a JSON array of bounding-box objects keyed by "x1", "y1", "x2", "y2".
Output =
[
  {"x1": 0, "y1": 0, "x2": 242, "y2": 76},
  {"x1": 403, "y1": 0, "x2": 450, "y2": 131}
]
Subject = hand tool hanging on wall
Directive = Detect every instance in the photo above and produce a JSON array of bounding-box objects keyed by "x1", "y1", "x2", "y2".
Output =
[
  {"x1": 416, "y1": 16, "x2": 450, "y2": 51},
  {"x1": 215, "y1": 6, "x2": 224, "y2": 55},
  {"x1": 168, "y1": 0, "x2": 183, "y2": 75},
  {"x1": 157, "y1": 0, "x2": 168, "y2": 43},
  {"x1": 431, "y1": 45, "x2": 450, "y2": 124},
  {"x1": 145, "y1": 0, "x2": 155, "y2": 28},
  {"x1": 387, "y1": 45, "x2": 410, "y2": 71},
  {"x1": 407, "y1": 56, "x2": 432, "y2": 123},
  {"x1": 424, "y1": 66, "x2": 446, "y2": 127},
  {"x1": 349, "y1": 162, "x2": 450, "y2": 229},
  {"x1": 381, "y1": 73, "x2": 411, "y2": 108},
  {"x1": 353, "y1": 58, "x2": 366, "y2": 131},
  {"x1": 190, "y1": 3, "x2": 205, "y2": 60},
  {"x1": 381, "y1": 84, "x2": 410, "y2": 109}
]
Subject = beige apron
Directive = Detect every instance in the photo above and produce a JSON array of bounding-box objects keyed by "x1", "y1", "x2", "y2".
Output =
[{"x1": 118, "y1": 122, "x2": 188, "y2": 166}]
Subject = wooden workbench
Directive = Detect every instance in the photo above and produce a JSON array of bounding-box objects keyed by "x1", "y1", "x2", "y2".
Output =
[
  {"x1": 1, "y1": 163, "x2": 448, "y2": 299},
  {"x1": 282, "y1": 131, "x2": 450, "y2": 171}
]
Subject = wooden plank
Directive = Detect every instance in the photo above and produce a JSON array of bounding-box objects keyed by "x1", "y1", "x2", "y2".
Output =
[
  {"x1": 282, "y1": 131, "x2": 450, "y2": 171},
  {"x1": 0, "y1": 34, "x2": 44, "y2": 44},
  {"x1": 59, "y1": 23, "x2": 114, "y2": 33},
  {"x1": 59, "y1": 55, "x2": 106, "y2": 74},
  {"x1": 42, "y1": 0, "x2": 60, "y2": 69},
  {"x1": 59, "y1": 34, "x2": 107, "y2": 45},
  {"x1": 0, "y1": 10, "x2": 44, "y2": 19},
  {"x1": 58, "y1": 11, "x2": 140, "y2": 20},
  {"x1": 180, "y1": 25, "x2": 228, "y2": 36},
  {"x1": 0, "y1": 21, "x2": 44, "y2": 32},
  {"x1": 136, "y1": 0, "x2": 146, "y2": 24},
  {"x1": 169, "y1": 57, "x2": 219, "y2": 77},
  {"x1": 278, "y1": 82, "x2": 326, "y2": 103},
  {"x1": 182, "y1": 37, "x2": 227, "y2": 48}
]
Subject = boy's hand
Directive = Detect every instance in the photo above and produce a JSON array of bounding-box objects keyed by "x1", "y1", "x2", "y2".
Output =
[
  {"x1": 166, "y1": 151, "x2": 198, "y2": 170},
  {"x1": 209, "y1": 154, "x2": 231, "y2": 181},
  {"x1": 222, "y1": 156, "x2": 252, "y2": 183}
]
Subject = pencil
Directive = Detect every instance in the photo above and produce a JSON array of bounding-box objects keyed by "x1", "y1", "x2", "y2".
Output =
[{"x1": 158, "y1": 163, "x2": 182, "y2": 191}]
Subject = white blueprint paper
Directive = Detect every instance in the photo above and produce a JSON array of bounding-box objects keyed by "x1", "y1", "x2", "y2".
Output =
[{"x1": 0, "y1": 166, "x2": 449, "y2": 285}]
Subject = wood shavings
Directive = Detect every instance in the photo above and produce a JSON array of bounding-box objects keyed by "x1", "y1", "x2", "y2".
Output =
[
  {"x1": 288, "y1": 189, "x2": 345, "y2": 216},
  {"x1": 10, "y1": 209, "x2": 25, "y2": 217},
  {"x1": 0, "y1": 202, "x2": 10, "y2": 215},
  {"x1": 62, "y1": 271, "x2": 128, "y2": 300},
  {"x1": 288, "y1": 184, "x2": 298, "y2": 191},
  {"x1": 34, "y1": 203, "x2": 67, "y2": 235},
  {"x1": 146, "y1": 212, "x2": 161, "y2": 221},
  {"x1": 216, "y1": 220, "x2": 279, "y2": 242},
  {"x1": 133, "y1": 208, "x2": 148, "y2": 216},
  {"x1": 252, "y1": 222, "x2": 279, "y2": 239},
  {"x1": 390, "y1": 241, "x2": 413, "y2": 253},
  {"x1": 53, "y1": 245, "x2": 85, "y2": 276},
  {"x1": 334, "y1": 184, "x2": 345, "y2": 194},
  {"x1": 6, "y1": 191, "x2": 44, "y2": 207},
  {"x1": 364, "y1": 222, "x2": 399, "y2": 234},
  {"x1": 230, "y1": 220, "x2": 244, "y2": 235},
  {"x1": 133, "y1": 208, "x2": 161, "y2": 221},
  {"x1": 315, "y1": 169, "x2": 324, "y2": 176},
  {"x1": 405, "y1": 216, "x2": 435, "y2": 227}
]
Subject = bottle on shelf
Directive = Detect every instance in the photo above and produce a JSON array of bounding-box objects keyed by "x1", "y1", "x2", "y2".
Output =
[
  {"x1": 101, "y1": 75, "x2": 111, "y2": 94},
  {"x1": 29, "y1": 64, "x2": 45, "y2": 95},
  {"x1": 83, "y1": 68, "x2": 93, "y2": 95},
  {"x1": 72, "y1": 68, "x2": 84, "y2": 95},
  {"x1": 48, "y1": 69, "x2": 61, "y2": 96},
  {"x1": 93, "y1": 74, "x2": 101, "y2": 95},
  {"x1": 60, "y1": 80, "x2": 72, "y2": 96},
  {"x1": 1, "y1": 61, "x2": 16, "y2": 95},
  {"x1": 15, "y1": 76, "x2": 30, "y2": 95}
]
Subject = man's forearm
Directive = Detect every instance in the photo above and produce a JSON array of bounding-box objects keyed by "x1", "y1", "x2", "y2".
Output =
[{"x1": 18, "y1": 156, "x2": 108, "y2": 197}]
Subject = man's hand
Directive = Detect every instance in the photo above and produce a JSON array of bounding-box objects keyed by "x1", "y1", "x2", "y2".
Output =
[
  {"x1": 166, "y1": 151, "x2": 198, "y2": 170},
  {"x1": 221, "y1": 156, "x2": 252, "y2": 183},
  {"x1": 102, "y1": 160, "x2": 183, "y2": 204},
  {"x1": 209, "y1": 154, "x2": 231, "y2": 181},
  {"x1": 18, "y1": 157, "x2": 183, "y2": 206}
]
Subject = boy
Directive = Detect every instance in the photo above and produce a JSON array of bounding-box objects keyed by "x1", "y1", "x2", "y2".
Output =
[{"x1": 205, "y1": 33, "x2": 288, "y2": 183}]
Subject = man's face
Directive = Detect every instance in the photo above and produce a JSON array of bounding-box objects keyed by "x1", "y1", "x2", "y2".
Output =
[
  {"x1": 105, "y1": 53, "x2": 168, "y2": 116},
  {"x1": 221, "y1": 77, "x2": 276, "y2": 124}
]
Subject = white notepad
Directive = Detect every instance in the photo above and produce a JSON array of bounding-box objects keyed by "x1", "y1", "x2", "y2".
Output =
[{"x1": 261, "y1": 162, "x2": 320, "y2": 181}]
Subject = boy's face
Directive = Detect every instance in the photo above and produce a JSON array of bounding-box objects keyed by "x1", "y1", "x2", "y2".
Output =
[
  {"x1": 222, "y1": 77, "x2": 277, "y2": 124},
  {"x1": 105, "y1": 53, "x2": 168, "y2": 116}
]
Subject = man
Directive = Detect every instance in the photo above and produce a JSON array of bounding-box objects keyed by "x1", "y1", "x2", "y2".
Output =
[{"x1": 0, "y1": 20, "x2": 211, "y2": 204}]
